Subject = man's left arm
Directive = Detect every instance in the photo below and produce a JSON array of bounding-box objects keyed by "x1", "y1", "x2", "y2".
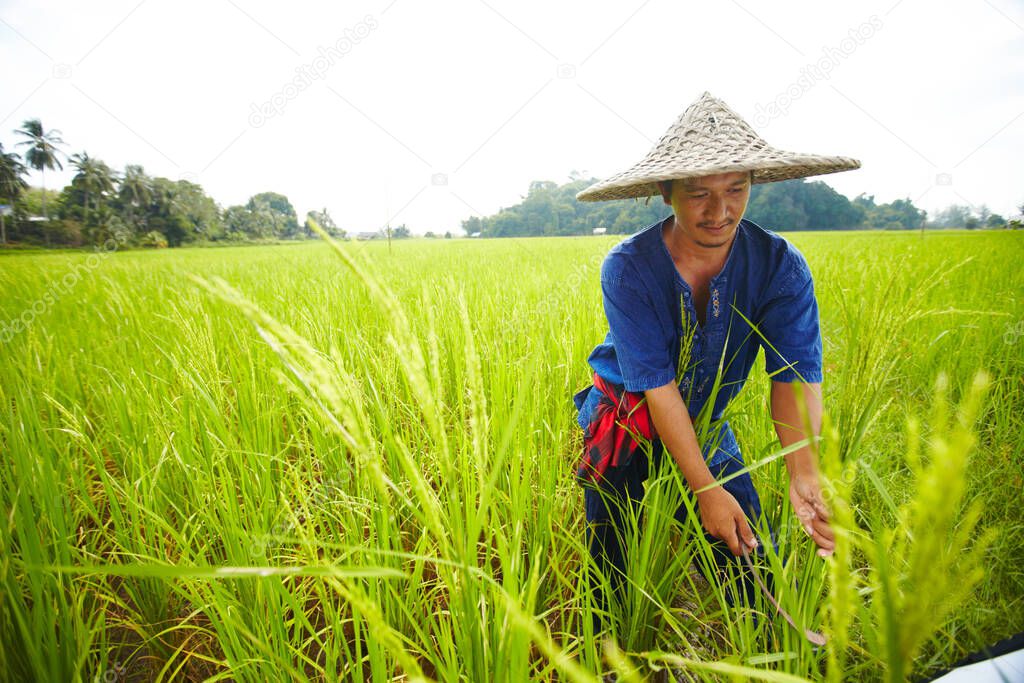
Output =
[{"x1": 770, "y1": 380, "x2": 835, "y2": 556}]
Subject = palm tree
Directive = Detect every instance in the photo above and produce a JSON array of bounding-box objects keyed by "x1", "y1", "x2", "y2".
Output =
[
  {"x1": 120, "y1": 165, "x2": 152, "y2": 206},
  {"x1": 70, "y1": 152, "x2": 117, "y2": 242},
  {"x1": 119, "y1": 164, "x2": 152, "y2": 234},
  {"x1": 0, "y1": 143, "x2": 28, "y2": 244},
  {"x1": 14, "y1": 118, "x2": 66, "y2": 222}
]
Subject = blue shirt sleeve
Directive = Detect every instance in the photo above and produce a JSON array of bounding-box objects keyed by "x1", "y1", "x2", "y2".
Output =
[
  {"x1": 758, "y1": 250, "x2": 823, "y2": 383},
  {"x1": 601, "y1": 274, "x2": 677, "y2": 393}
]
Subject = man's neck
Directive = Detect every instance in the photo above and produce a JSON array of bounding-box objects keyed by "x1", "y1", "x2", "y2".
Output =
[{"x1": 665, "y1": 217, "x2": 736, "y2": 274}]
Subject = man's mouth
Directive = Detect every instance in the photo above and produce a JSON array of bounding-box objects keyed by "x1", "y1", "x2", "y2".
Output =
[{"x1": 702, "y1": 221, "x2": 730, "y2": 233}]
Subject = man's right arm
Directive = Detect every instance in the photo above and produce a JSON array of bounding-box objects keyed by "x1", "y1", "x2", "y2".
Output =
[
  {"x1": 598, "y1": 269, "x2": 758, "y2": 555},
  {"x1": 644, "y1": 382, "x2": 758, "y2": 556}
]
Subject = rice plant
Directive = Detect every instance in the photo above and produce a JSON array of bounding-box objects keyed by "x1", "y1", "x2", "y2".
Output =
[{"x1": 0, "y1": 228, "x2": 1020, "y2": 681}]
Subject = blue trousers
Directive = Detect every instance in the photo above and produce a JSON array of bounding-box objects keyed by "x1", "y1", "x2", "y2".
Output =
[{"x1": 583, "y1": 439, "x2": 771, "y2": 619}]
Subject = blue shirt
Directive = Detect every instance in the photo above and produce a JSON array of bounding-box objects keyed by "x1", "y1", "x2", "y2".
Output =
[{"x1": 573, "y1": 215, "x2": 823, "y2": 465}]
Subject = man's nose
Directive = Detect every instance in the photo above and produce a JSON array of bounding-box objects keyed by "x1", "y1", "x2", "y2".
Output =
[{"x1": 706, "y1": 193, "x2": 729, "y2": 222}]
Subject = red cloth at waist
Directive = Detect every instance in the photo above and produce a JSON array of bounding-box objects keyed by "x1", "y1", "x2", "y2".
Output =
[{"x1": 576, "y1": 372, "x2": 658, "y2": 484}]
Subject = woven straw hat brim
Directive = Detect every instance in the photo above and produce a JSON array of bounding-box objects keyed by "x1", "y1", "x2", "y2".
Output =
[
  {"x1": 577, "y1": 153, "x2": 861, "y2": 202},
  {"x1": 576, "y1": 91, "x2": 860, "y2": 202}
]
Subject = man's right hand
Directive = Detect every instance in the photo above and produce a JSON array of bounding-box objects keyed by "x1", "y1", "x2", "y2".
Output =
[
  {"x1": 696, "y1": 486, "x2": 758, "y2": 556},
  {"x1": 643, "y1": 382, "x2": 759, "y2": 556}
]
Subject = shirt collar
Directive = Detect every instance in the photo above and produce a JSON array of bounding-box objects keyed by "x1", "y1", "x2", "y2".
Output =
[{"x1": 649, "y1": 216, "x2": 747, "y2": 289}]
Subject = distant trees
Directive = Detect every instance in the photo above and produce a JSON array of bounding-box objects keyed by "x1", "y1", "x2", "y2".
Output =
[
  {"x1": 170, "y1": 179, "x2": 222, "y2": 239},
  {"x1": 3, "y1": 114, "x2": 1017, "y2": 248},
  {"x1": 746, "y1": 179, "x2": 869, "y2": 229},
  {"x1": 140, "y1": 230, "x2": 168, "y2": 248},
  {"x1": 249, "y1": 192, "x2": 299, "y2": 237},
  {"x1": 68, "y1": 152, "x2": 117, "y2": 240},
  {"x1": 0, "y1": 118, "x2": 362, "y2": 249},
  {"x1": 463, "y1": 177, "x2": 936, "y2": 236},
  {"x1": 928, "y1": 203, "x2": 1008, "y2": 229},
  {"x1": 849, "y1": 194, "x2": 926, "y2": 230},
  {"x1": 147, "y1": 178, "x2": 192, "y2": 247},
  {"x1": 0, "y1": 143, "x2": 28, "y2": 244},
  {"x1": 466, "y1": 176, "x2": 1019, "y2": 236},
  {"x1": 304, "y1": 208, "x2": 344, "y2": 238},
  {"x1": 463, "y1": 177, "x2": 668, "y2": 237},
  {"x1": 223, "y1": 205, "x2": 261, "y2": 240},
  {"x1": 119, "y1": 164, "x2": 153, "y2": 234},
  {"x1": 14, "y1": 119, "x2": 65, "y2": 223},
  {"x1": 223, "y1": 192, "x2": 299, "y2": 241},
  {"x1": 45, "y1": 163, "x2": 223, "y2": 247},
  {"x1": 930, "y1": 204, "x2": 971, "y2": 229}
]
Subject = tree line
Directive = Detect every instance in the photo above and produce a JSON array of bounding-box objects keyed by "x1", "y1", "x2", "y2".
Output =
[
  {"x1": 461, "y1": 173, "x2": 1022, "y2": 237},
  {"x1": 0, "y1": 118, "x2": 345, "y2": 248},
  {"x1": 3, "y1": 119, "x2": 1020, "y2": 249}
]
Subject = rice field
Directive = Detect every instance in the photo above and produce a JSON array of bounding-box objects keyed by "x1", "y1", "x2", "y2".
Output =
[{"x1": 1, "y1": 228, "x2": 1022, "y2": 682}]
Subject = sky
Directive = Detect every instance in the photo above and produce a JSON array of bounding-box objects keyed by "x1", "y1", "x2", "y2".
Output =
[{"x1": 2, "y1": 0, "x2": 1022, "y2": 235}]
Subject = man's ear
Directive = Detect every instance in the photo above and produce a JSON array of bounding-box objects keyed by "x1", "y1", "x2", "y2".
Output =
[{"x1": 658, "y1": 180, "x2": 672, "y2": 205}]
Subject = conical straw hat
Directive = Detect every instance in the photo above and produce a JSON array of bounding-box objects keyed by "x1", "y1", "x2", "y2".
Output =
[{"x1": 577, "y1": 91, "x2": 860, "y2": 202}]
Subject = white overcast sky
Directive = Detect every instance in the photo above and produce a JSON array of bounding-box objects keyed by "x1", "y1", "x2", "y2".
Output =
[{"x1": 2, "y1": 0, "x2": 1022, "y2": 234}]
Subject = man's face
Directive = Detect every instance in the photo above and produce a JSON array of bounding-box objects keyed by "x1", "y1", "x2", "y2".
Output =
[{"x1": 662, "y1": 171, "x2": 751, "y2": 249}]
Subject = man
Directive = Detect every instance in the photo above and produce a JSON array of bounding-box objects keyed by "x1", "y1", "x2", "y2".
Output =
[{"x1": 572, "y1": 92, "x2": 860, "y2": 615}]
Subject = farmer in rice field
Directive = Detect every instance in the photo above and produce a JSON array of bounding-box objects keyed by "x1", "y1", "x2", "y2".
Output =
[{"x1": 572, "y1": 91, "x2": 860, "y2": 618}]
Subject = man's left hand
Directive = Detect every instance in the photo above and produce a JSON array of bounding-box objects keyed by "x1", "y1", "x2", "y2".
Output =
[{"x1": 788, "y1": 474, "x2": 835, "y2": 557}]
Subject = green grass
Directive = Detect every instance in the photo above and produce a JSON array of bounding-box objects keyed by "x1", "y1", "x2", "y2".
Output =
[{"x1": 0, "y1": 229, "x2": 1022, "y2": 681}]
